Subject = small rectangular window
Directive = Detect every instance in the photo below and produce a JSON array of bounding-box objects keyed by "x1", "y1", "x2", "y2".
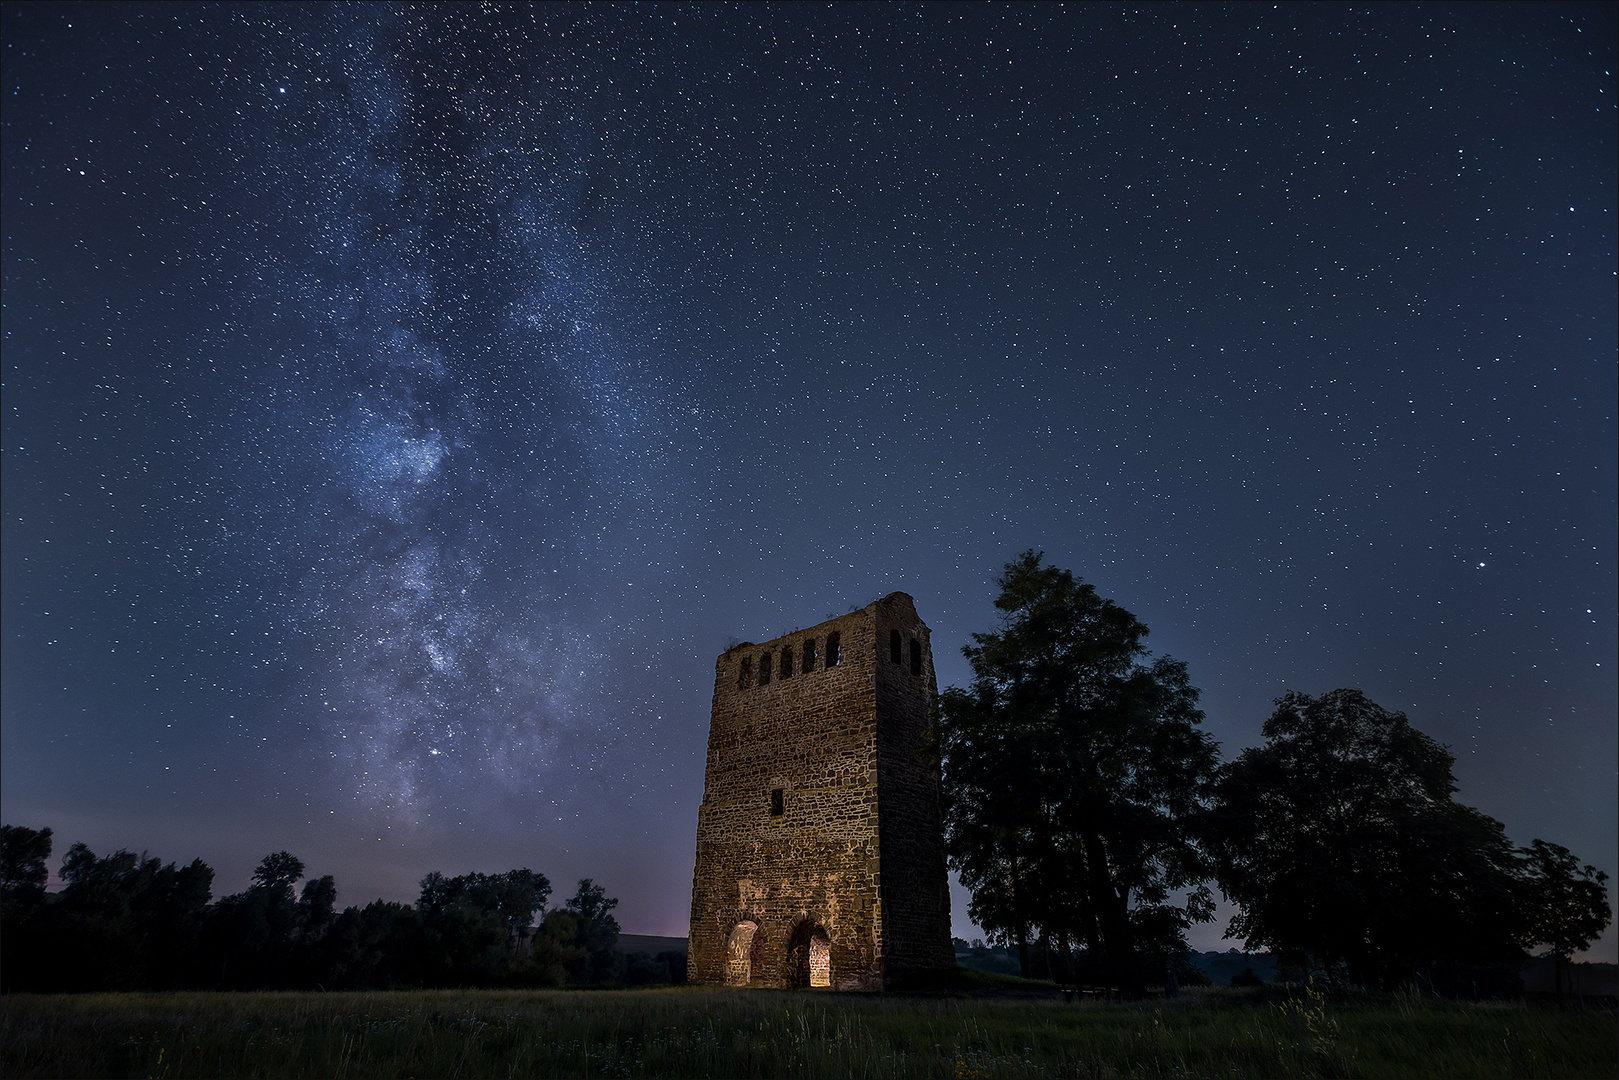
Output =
[
  {"x1": 890, "y1": 629, "x2": 902, "y2": 664},
  {"x1": 826, "y1": 632, "x2": 841, "y2": 667},
  {"x1": 910, "y1": 637, "x2": 922, "y2": 676},
  {"x1": 781, "y1": 645, "x2": 794, "y2": 678},
  {"x1": 770, "y1": 788, "x2": 785, "y2": 817},
  {"x1": 803, "y1": 638, "x2": 817, "y2": 670},
  {"x1": 759, "y1": 652, "x2": 771, "y2": 686},
  {"x1": 737, "y1": 656, "x2": 752, "y2": 690}
]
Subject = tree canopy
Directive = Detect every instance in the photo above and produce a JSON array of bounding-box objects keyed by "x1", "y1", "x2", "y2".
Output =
[
  {"x1": 935, "y1": 551, "x2": 1219, "y2": 991},
  {"x1": 1209, "y1": 688, "x2": 1531, "y2": 987},
  {"x1": 0, "y1": 827, "x2": 644, "y2": 992},
  {"x1": 1519, "y1": 839, "x2": 1612, "y2": 1000},
  {"x1": 0, "y1": 824, "x2": 52, "y2": 912},
  {"x1": 563, "y1": 877, "x2": 623, "y2": 983}
]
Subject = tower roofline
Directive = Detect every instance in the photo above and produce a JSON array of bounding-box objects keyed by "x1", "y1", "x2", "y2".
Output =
[{"x1": 714, "y1": 592, "x2": 924, "y2": 660}]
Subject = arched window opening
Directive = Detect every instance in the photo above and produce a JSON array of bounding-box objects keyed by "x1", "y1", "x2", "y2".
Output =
[
  {"x1": 803, "y1": 638, "x2": 817, "y2": 670},
  {"x1": 787, "y1": 921, "x2": 833, "y2": 989},
  {"x1": 781, "y1": 645, "x2": 794, "y2": 679},
  {"x1": 826, "y1": 632, "x2": 841, "y2": 667},
  {"x1": 759, "y1": 652, "x2": 771, "y2": 686},
  {"x1": 910, "y1": 638, "x2": 922, "y2": 676},
  {"x1": 770, "y1": 787, "x2": 785, "y2": 817},
  {"x1": 737, "y1": 656, "x2": 752, "y2": 690},
  {"x1": 890, "y1": 628, "x2": 902, "y2": 664},
  {"x1": 726, "y1": 921, "x2": 760, "y2": 987}
]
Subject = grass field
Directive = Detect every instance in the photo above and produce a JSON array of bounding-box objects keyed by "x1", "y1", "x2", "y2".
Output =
[{"x1": 2, "y1": 982, "x2": 1613, "y2": 1079}]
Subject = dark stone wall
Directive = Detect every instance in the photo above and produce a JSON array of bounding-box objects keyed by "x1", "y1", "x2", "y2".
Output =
[
  {"x1": 688, "y1": 593, "x2": 953, "y2": 990},
  {"x1": 871, "y1": 595, "x2": 957, "y2": 981}
]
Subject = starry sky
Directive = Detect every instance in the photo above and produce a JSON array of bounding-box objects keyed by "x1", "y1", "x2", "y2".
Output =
[{"x1": 4, "y1": 3, "x2": 1614, "y2": 959}]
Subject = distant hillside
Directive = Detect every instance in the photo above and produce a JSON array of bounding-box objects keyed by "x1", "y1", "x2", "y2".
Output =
[
  {"x1": 1190, "y1": 950, "x2": 1277, "y2": 985},
  {"x1": 615, "y1": 934, "x2": 686, "y2": 955}
]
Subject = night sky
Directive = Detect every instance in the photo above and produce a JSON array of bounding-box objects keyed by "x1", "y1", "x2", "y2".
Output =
[{"x1": 4, "y1": 3, "x2": 1614, "y2": 959}]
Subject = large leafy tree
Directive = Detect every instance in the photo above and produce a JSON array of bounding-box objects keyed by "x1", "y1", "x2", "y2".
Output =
[
  {"x1": 208, "y1": 850, "x2": 329, "y2": 988},
  {"x1": 51, "y1": 843, "x2": 215, "y2": 990},
  {"x1": 0, "y1": 825, "x2": 55, "y2": 992},
  {"x1": 1209, "y1": 689, "x2": 1529, "y2": 987},
  {"x1": 417, "y1": 867, "x2": 554, "y2": 985},
  {"x1": 1519, "y1": 839, "x2": 1612, "y2": 1001},
  {"x1": 563, "y1": 877, "x2": 622, "y2": 984},
  {"x1": 316, "y1": 900, "x2": 426, "y2": 989},
  {"x1": 0, "y1": 824, "x2": 53, "y2": 913},
  {"x1": 936, "y1": 551, "x2": 1219, "y2": 991}
]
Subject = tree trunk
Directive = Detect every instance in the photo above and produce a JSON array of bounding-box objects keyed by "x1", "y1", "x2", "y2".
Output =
[{"x1": 1080, "y1": 828, "x2": 1141, "y2": 997}]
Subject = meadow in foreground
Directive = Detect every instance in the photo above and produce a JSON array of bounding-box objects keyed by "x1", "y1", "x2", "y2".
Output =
[{"x1": 1, "y1": 984, "x2": 1613, "y2": 1079}]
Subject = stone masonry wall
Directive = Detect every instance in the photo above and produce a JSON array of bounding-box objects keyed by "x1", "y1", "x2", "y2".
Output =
[
  {"x1": 871, "y1": 595, "x2": 957, "y2": 981},
  {"x1": 688, "y1": 593, "x2": 953, "y2": 990}
]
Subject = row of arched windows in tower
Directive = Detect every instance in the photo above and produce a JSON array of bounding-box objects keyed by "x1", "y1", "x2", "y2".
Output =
[
  {"x1": 737, "y1": 632, "x2": 841, "y2": 690},
  {"x1": 735, "y1": 628, "x2": 924, "y2": 690}
]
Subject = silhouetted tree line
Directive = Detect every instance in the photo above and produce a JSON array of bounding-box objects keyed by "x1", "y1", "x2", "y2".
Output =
[
  {"x1": 936, "y1": 552, "x2": 1612, "y2": 997},
  {"x1": 0, "y1": 834, "x2": 675, "y2": 993}
]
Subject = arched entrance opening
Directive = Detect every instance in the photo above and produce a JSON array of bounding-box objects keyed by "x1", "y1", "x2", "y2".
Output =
[
  {"x1": 725, "y1": 921, "x2": 762, "y2": 986},
  {"x1": 787, "y1": 921, "x2": 832, "y2": 989}
]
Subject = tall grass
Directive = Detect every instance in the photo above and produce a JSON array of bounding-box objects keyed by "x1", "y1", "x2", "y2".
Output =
[{"x1": 2, "y1": 985, "x2": 1613, "y2": 1079}]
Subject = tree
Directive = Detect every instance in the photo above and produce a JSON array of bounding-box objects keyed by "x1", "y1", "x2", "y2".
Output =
[
  {"x1": 563, "y1": 878, "x2": 621, "y2": 983},
  {"x1": 1, "y1": 824, "x2": 52, "y2": 911},
  {"x1": 935, "y1": 551, "x2": 1219, "y2": 992},
  {"x1": 1209, "y1": 688, "x2": 1528, "y2": 988},
  {"x1": 297, "y1": 874, "x2": 338, "y2": 944},
  {"x1": 208, "y1": 851, "x2": 325, "y2": 988},
  {"x1": 45, "y1": 843, "x2": 215, "y2": 990},
  {"x1": 1520, "y1": 839, "x2": 1612, "y2": 1001},
  {"x1": 0, "y1": 825, "x2": 54, "y2": 992},
  {"x1": 416, "y1": 868, "x2": 553, "y2": 986},
  {"x1": 530, "y1": 909, "x2": 585, "y2": 986},
  {"x1": 252, "y1": 851, "x2": 306, "y2": 897}
]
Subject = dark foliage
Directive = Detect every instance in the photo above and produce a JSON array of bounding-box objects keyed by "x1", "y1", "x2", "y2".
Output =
[
  {"x1": 316, "y1": 900, "x2": 425, "y2": 989},
  {"x1": 0, "y1": 829, "x2": 632, "y2": 993},
  {"x1": 562, "y1": 877, "x2": 622, "y2": 984},
  {"x1": 45, "y1": 843, "x2": 217, "y2": 991},
  {"x1": 414, "y1": 867, "x2": 566, "y2": 987},
  {"x1": 1208, "y1": 688, "x2": 1593, "y2": 990},
  {"x1": 622, "y1": 949, "x2": 687, "y2": 985},
  {"x1": 0, "y1": 825, "x2": 55, "y2": 993},
  {"x1": 1, "y1": 825, "x2": 52, "y2": 911},
  {"x1": 1519, "y1": 839, "x2": 1612, "y2": 1001},
  {"x1": 936, "y1": 552, "x2": 1220, "y2": 994}
]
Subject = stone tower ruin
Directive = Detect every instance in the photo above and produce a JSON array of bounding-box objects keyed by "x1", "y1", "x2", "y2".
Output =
[{"x1": 688, "y1": 592, "x2": 954, "y2": 990}]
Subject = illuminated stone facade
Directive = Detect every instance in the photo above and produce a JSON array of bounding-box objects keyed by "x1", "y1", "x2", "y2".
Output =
[{"x1": 687, "y1": 592, "x2": 954, "y2": 990}]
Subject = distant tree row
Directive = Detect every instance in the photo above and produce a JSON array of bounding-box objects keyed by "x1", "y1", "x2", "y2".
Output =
[
  {"x1": 936, "y1": 551, "x2": 1612, "y2": 997},
  {"x1": 0, "y1": 834, "x2": 672, "y2": 993}
]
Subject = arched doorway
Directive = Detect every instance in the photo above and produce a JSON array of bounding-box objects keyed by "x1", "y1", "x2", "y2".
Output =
[
  {"x1": 725, "y1": 921, "x2": 763, "y2": 986},
  {"x1": 787, "y1": 921, "x2": 832, "y2": 989}
]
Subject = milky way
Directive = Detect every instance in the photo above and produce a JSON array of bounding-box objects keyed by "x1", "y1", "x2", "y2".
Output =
[
  {"x1": 194, "y1": 7, "x2": 708, "y2": 825},
  {"x1": 4, "y1": 3, "x2": 1614, "y2": 950}
]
